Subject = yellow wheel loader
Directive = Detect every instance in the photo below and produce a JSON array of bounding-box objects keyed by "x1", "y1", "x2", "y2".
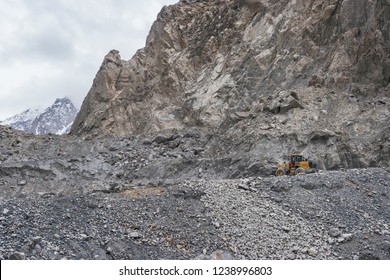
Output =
[{"x1": 276, "y1": 154, "x2": 317, "y2": 176}]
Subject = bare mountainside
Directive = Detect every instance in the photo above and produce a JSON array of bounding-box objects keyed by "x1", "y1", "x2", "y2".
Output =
[
  {"x1": 71, "y1": 0, "x2": 389, "y2": 171},
  {"x1": 1, "y1": 0, "x2": 390, "y2": 260}
]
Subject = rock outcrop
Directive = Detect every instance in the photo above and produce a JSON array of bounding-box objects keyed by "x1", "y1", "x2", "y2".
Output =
[
  {"x1": 71, "y1": 0, "x2": 389, "y2": 170},
  {"x1": 72, "y1": 0, "x2": 389, "y2": 133}
]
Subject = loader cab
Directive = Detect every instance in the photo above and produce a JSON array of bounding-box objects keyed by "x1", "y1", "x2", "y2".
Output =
[
  {"x1": 291, "y1": 154, "x2": 310, "y2": 170},
  {"x1": 290, "y1": 154, "x2": 305, "y2": 164}
]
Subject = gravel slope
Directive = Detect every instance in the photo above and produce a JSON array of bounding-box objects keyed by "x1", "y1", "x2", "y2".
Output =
[
  {"x1": 1, "y1": 168, "x2": 389, "y2": 260},
  {"x1": 1, "y1": 126, "x2": 389, "y2": 260}
]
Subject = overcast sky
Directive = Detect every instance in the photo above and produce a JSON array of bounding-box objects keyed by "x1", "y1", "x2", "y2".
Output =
[{"x1": 0, "y1": 0, "x2": 178, "y2": 120}]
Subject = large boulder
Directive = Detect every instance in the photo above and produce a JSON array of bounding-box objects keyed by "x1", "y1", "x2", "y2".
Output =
[{"x1": 265, "y1": 91, "x2": 305, "y2": 114}]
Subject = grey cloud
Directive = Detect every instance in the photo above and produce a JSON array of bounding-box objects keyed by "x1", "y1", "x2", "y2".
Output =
[
  {"x1": 0, "y1": 0, "x2": 178, "y2": 120},
  {"x1": 19, "y1": 28, "x2": 76, "y2": 62}
]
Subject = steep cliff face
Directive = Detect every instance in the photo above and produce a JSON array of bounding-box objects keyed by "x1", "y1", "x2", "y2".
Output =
[{"x1": 71, "y1": 0, "x2": 389, "y2": 170}]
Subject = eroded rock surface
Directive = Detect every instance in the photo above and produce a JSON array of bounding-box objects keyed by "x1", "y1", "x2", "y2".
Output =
[{"x1": 71, "y1": 0, "x2": 389, "y2": 170}]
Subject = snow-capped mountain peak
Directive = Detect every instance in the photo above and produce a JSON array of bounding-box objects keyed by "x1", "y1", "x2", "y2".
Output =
[
  {"x1": 1, "y1": 106, "x2": 45, "y2": 127},
  {"x1": 0, "y1": 98, "x2": 78, "y2": 135}
]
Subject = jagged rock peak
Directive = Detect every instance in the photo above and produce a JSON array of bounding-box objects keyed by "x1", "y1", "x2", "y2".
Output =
[
  {"x1": 52, "y1": 97, "x2": 74, "y2": 108},
  {"x1": 102, "y1": 49, "x2": 123, "y2": 67}
]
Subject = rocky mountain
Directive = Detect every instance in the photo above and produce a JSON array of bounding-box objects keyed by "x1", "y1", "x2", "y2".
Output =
[
  {"x1": 71, "y1": 0, "x2": 390, "y2": 172},
  {"x1": 0, "y1": 106, "x2": 45, "y2": 132},
  {"x1": 1, "y1": 98, "x2": 78, "y2": 135},
  {"x1": 0, "y1": 0, "x2": 390, "y2": 261}
]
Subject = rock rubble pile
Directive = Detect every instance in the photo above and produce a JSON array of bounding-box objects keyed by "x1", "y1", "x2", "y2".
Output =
[{"x1": 1, "y1": 125, "x2": 389, "y2": 260}]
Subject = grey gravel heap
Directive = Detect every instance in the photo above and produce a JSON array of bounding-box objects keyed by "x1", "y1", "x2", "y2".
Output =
[{"x1": 1, "y1": 126, "x2": 389, "y2": 260}]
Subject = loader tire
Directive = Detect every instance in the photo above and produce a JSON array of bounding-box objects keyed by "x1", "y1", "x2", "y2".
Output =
[
  {"x1": 276, "y1": 169, "x2": 286, "y2": 176},
  {"x1": 295, "y1": 168, "x2": 306, "y2": 175}
]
